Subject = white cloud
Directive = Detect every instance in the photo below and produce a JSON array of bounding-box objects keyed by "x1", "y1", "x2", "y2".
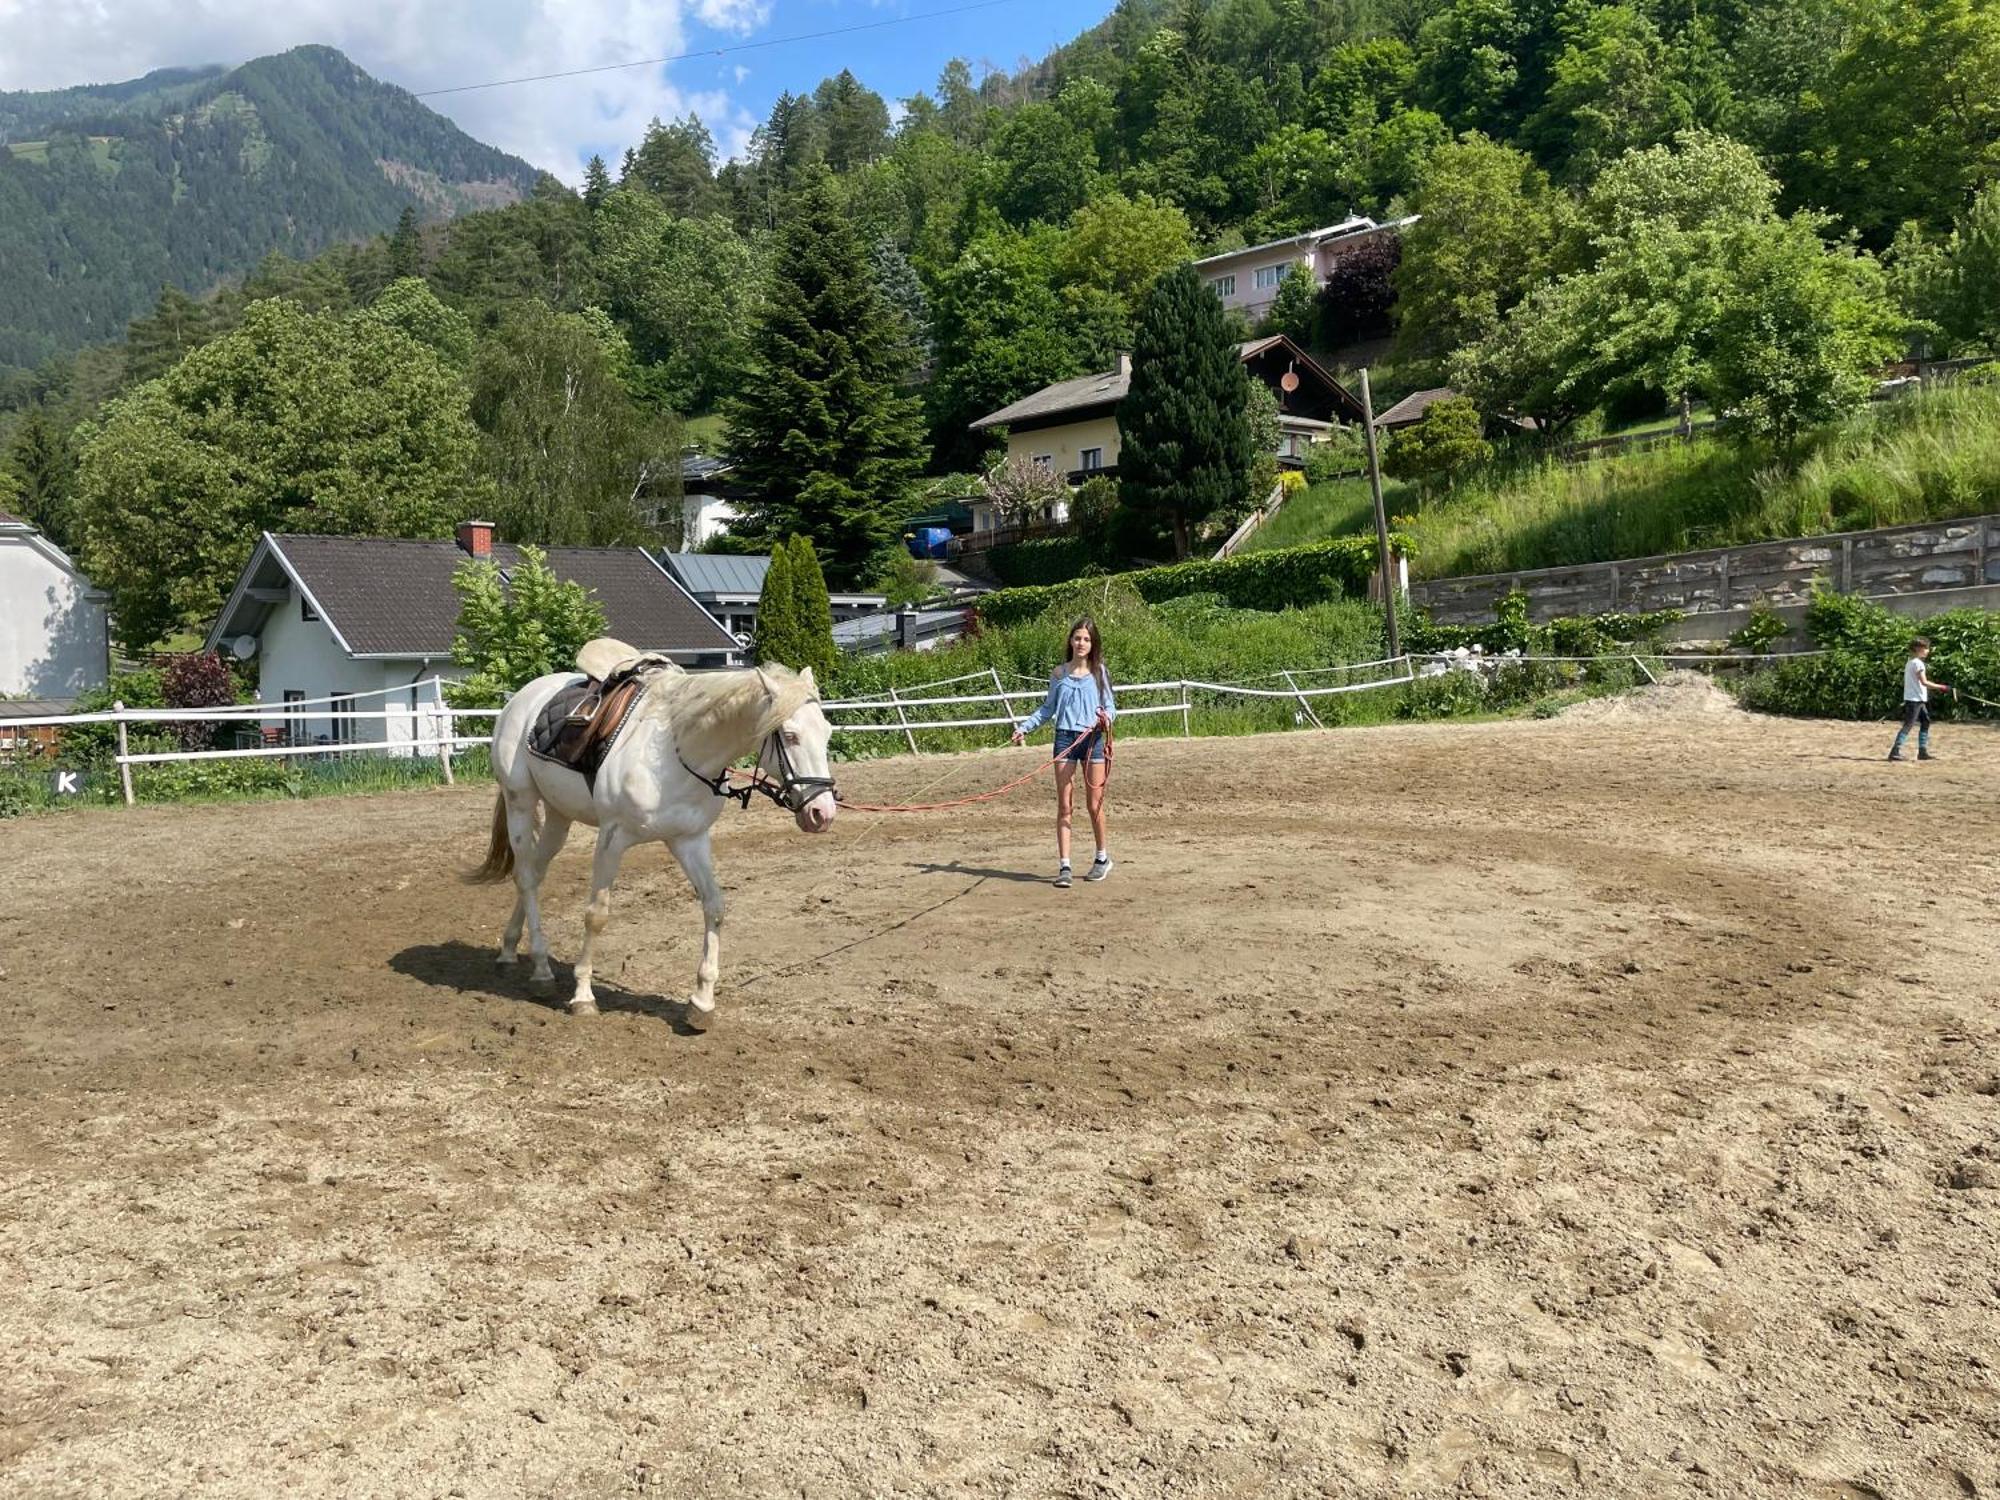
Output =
[{"x1": 0, "y1": 0, "x2": 770, "y2": 182}]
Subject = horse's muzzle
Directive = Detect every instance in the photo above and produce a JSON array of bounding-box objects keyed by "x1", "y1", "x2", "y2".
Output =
[{"x1": 795, "y1": 792, "x2": 837, "y2": 833}]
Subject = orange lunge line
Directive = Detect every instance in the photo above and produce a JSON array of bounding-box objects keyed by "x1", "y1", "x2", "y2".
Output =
[{"x1": 727, "y1": 723, "x2": 1115, "y2": 815}]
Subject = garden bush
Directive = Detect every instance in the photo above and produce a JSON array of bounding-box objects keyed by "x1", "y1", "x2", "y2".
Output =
[
  {"x1": 976, "y1": 532, "x2": 1417, "y2": 629},
  {"x1": 989, "y1": 537, "x2": 1097, "y2": 586},
  {"x1": 1740, "y1": 586, "x2": 2000, "y2": 720}
]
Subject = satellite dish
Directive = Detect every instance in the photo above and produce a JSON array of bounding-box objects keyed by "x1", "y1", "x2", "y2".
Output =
[
  {"x1": 231, "y1": 634, "x2": 259, "y2": 661},
  {"x1": 1280, "y1": 370, "x2": 1301, "y2": 393}
]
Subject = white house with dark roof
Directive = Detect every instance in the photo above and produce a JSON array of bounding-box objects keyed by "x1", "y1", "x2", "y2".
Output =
[
  {"x1": 967, "y1": 335, "x2": 1367, "y2": 535},
  {"x1": 0, "y1": 508, "x2": 111, "y2": 703},
  {"x1": 1192, "y1": 216, "x2": 1416, "y2": 324},
  {"x1": 206, "y1": 521, "x2": 740, "y2": 747}
]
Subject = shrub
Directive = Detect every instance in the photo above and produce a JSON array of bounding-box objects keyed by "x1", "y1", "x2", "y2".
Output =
[
  {"x1": 1738, "y1": 585, "x2": 2000, "y2": 719},
  {"x1": 976, "y1": 532, "x2": 1417, "y2": 629},
  {"x1": 1303, "y1": 431, "x2": 1365, "y2": 485},
  {"x1": 1402, "y1": 592, "x2": 1684, "y2": 657},
  {"x1": 160, "y1": 651, "x2": 238, "y2": 750},
  {"x1": 989, "y1": 537, "x2": 1096, "y2": 586}
]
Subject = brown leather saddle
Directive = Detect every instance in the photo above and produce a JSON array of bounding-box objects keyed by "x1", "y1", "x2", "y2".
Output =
[{"x1": 526, "y1": 637, "x2": 679, "y2": 789}]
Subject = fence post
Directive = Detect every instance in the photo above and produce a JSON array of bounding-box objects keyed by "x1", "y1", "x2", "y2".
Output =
[
  {"x1": 1179, "y1": 680, "x2": 1192, "y2": 737},
  {"x1": 113, "y1": 702, "x2": 135, "y2": 807},
  {"x1": 437, "y1": 706, "x2": 455, "y2": 785},
  {"x1": 887, "y1": 686, "x2": 920, "y2": 755},
  {"x1": 987, "y1": 668, "x2": 1024, "y2": 730},
  {"x1": 1281, "y1": 670, "x2": 1324, "y2": 730}
]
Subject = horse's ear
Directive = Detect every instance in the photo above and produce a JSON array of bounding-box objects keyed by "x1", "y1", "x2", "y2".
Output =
[
  {"x1": 800, "y1": 666, "x2": 817, "y2": 690},
  {"x1": 754, "y1": 666, "x2": 775, "y2": 702}
]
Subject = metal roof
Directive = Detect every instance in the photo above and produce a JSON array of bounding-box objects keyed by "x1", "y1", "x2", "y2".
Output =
[{"x1": 659, "y1": 551, "x2": 769, "y2": 597}]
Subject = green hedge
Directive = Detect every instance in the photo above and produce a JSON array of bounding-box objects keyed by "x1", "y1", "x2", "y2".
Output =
[
  {"x1": 976, "y1": 532, "x2": 1416, "y2": 629},
  {"x1": 1403, "y1": 588, "x2": 1685, "y2": 656},
  {"x1": 988, "y1": 537, "x2": 1098, "y2": 587},
  {"x1": 1739, "y1": 587, "x2": 2000, "y2": 720}
]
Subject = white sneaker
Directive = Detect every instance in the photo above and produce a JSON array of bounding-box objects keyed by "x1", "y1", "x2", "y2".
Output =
[
  {"x1": 1085, "y1": 856, "x2": 1113, "y2": 882},
  {"x1": 1054, "y1": 865, "x2": 1072, "y2": 888}
]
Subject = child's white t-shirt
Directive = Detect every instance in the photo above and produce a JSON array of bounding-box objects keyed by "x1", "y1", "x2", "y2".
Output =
[{"x1": 1904, "y1": 657, "x2": 1927, "y2": 703}]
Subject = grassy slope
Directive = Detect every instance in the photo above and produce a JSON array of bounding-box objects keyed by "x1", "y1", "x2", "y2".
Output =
[{"x1": 1250, "y1": 383, "x2": 2000, "y2": 579}]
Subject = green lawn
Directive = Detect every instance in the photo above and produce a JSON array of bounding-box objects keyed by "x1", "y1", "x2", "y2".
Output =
[
  {"x1": 1253, "y1": 381, "x2": 2000, "y2": 580},
  {"x1": 683, "y1": 412, "x2": 727, "y2": 448}
]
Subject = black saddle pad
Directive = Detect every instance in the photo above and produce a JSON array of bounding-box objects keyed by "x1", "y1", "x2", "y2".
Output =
[{"x1": 527, "y1": 673, "x2": 651, "y2": 789}]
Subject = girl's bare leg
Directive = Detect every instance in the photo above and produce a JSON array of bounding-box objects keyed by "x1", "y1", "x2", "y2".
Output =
[
  {"x1": 1085, "y1": 761, "x2": 1108, "y2": 852},
  {"x1": 1054, "y1": 761, "x2": 1076, "y2": 865}
]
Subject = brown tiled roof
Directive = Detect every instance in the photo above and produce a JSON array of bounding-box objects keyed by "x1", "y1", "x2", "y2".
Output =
[
  {"x1": 0, "y1": 509, "x2": 26, "y2": 525},
  {"x1": 269, "y1": 534, "x2": 736, "y2": 657},
  {"x1": 1372, "y1": 387, "x2": 1459, "y2": 428}
]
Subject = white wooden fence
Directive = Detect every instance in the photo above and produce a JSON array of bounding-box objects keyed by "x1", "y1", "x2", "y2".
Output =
[{"x1": 2, "y1": 652, "x2": 1809, "y2": 805}]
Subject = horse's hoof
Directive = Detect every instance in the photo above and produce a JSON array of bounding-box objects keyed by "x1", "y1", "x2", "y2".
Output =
[
  {"x1": 569, "y1": 997, "x2": 599, "y2": 1016},
  {"x1": 495, "y1": 952, "x2": 517, "y2": 968},
  {"x1": 529, "y1": 968, "x2": 554, "y2": 986}
]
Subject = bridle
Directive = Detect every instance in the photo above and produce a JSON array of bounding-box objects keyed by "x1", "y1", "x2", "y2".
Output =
[{"x1": 679, "y1": 697, "x2": 838, "y2": 815}]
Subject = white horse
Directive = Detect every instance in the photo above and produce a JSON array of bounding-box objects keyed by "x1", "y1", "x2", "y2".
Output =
[{"x1": 467, "y1": 651, "x2": 837, "y2": 1018}]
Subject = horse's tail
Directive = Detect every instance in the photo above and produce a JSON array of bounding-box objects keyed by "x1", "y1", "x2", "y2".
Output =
[{"x1": 462, "y1": 792, "x2": 516, "y2": 884}]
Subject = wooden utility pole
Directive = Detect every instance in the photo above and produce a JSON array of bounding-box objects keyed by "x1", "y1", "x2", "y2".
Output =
[{"x1": 1358, "y1": 368, "x2": 1402, "y2": 659}]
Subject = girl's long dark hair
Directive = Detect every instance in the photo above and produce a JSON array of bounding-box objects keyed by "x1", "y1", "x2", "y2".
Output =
[{"x1": 1065, "y1": 615, "x2": 1107, "y2": 689}]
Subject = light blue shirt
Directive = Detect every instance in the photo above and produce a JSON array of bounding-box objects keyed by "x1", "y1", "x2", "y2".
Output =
[{"x1": 1017, "y1": 667, "x2": 1116, "y2": 736}]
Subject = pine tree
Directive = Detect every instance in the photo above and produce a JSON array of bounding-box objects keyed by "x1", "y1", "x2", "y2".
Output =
[
  {"x1": 786, "y1": 535, "x2": 839, "y2": 681},
  {"x1": 582, "y1": 154, "x2": 612, "y2": 214},
  {"x1": 752, "y1": 539, "x2": 800, "y2": 667},
  {"x1": 124, "y1": 287, "x2": 212, "y2": 383},
  {"x1": 1118, "y1": 263, "x2": 1255, "y2": 559},
  {"x1": 724, "y1": 169, "x2": 925, "y2": 588},
  {"x1": 387, "y1": 205, "x2": 422, "y2": 278}
]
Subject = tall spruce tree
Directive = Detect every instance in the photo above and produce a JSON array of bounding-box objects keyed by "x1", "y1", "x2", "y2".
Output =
[
  {"x1": 724, "y1": 168, "x2": 924, "y2": 587},
  {"x1": 1117, "y1": 264, "x2": 1255, "y2": 559},
  {"x1": 785, "y1": 535, "x2": 840, "y2": 682},
  {"x1": 387, "y1": 206, "x2": 422, "y2": 279},
  {"x1": 581, "y1": 154, "x2": 612, "y2": 213},
  {"x1": 752, "y1": 539, "x2": 800, "y2": 667}
]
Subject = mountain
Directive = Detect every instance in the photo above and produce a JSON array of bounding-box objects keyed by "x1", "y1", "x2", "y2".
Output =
[{"x1": 0, "y1": 45, "x2": 540, "y2": 370}]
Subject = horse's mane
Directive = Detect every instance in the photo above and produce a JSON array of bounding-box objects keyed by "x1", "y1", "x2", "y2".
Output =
[{"x1": 644, "y1": 664, "x2": 819, "y2": 760}]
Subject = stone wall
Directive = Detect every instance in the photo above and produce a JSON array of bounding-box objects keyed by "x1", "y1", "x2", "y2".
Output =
[{"x1": 1409, "y1": 514, "x2": 2000, "y2": 624}]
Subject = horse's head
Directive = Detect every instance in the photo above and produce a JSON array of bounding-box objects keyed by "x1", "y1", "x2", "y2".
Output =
[{"x1": 756, "y1": 667, "x2": 838, "y2": 833}]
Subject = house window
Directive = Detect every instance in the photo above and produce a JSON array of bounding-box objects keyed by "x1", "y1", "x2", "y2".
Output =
[
  {"x1": 330, "y1": 692, "x2": 356, "y2": 748},
  {"x1": 1031, "y1": 454, "x2": 1054, "y2": 471},
  {"x1": 1210, "y1": 274, "x2": 1236, "y2": 297},
  {"x1": 280, "y1": 689, "x2": 304, "y2": 747},
  {"x1": 301, "y1": 596, "x2": 318, "y2": 622},
  {"x1": 1080, "y1": 447, "x2": 1104, "y2": 472},
  {"x1": 1254, "y1": 263, "x2": 1291, "y2": 291}
]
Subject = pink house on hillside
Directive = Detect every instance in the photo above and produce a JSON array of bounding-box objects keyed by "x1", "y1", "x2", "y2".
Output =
[{"x1": 1194, "y1": 215, "x2": 1416, "y2": 323}]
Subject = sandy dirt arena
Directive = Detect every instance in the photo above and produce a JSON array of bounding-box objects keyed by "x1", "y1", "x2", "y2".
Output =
[{"x1": 2, "y1": 696, "x2": 1998, "y2": 1498}]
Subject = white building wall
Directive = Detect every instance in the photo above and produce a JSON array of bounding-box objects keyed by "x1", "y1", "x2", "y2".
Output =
[
  {"x1": 0, "y1": 535, "x2": 109, "y2": 698},
  {"x1": 253, "y1": 596, "x2": 456, "y2": 753},
  {"x1": 682, "y1": 493, "x2": 740, "y2": 547}
]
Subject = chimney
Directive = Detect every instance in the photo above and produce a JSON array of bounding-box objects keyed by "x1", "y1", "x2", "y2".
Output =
[
  {"x1": 1115, "y1": 351, "x2": 1132, "y2": 378},
  {"x1": 455, "y1": 520, "x2": 495, "y2": 559}
]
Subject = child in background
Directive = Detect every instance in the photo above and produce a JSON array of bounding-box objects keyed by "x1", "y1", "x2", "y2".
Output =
[{"x1": 1888, "y1": 637, "x2": 1953, "y2": 762}]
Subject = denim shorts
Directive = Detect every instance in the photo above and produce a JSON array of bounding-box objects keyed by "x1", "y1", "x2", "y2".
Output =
[{"x1": 1053, "y1": 727, "x2": 1107, "y2": 764}]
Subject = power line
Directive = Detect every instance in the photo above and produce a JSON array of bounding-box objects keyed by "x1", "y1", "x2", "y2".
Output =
[{"x1": 414, "y1": 0, "x2": 1033, "y2": 99}]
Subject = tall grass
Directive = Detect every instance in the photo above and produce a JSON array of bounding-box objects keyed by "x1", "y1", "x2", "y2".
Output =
[{"x1": 1258, "y1": 383, "x2": 2000, "y2": 579}]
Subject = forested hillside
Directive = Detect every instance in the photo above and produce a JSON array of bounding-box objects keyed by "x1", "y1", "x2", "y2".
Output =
[
  {"x1": 4, "y1": 0, "x2": 1999, "y2": 648},
  {"x1": 0, "y1": 46, "x2": 538, "y2": 368}
]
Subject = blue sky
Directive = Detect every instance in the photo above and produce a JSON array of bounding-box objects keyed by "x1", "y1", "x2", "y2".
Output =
[{"x1": 0, "y1": 0, "x2": 1119, "y2": 181}]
